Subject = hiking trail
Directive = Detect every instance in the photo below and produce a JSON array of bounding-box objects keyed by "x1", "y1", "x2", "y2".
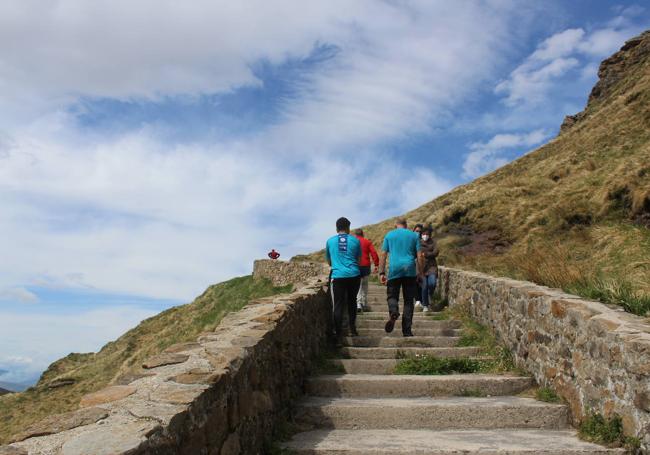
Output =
[{"x1": 283, "y1": 283, "x2": 623, "y2": 454}]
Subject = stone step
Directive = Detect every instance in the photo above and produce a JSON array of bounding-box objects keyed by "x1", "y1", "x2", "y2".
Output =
[
  {"x1": 341, "y1": 346, "x2": 480, "y2": 359},
  {"x1": 294, "y1": 396, "x2": 569, "y2": 430},
  {"x1": 283, "y1": 429, "x2": 622, "y2": 454},
  {"x1": 305, "y1": 374, "x2": 533, "y2": 398},
  {"x1": 355, "y1": 319, "x2": 461, "y2": 330},
  {"x1": 330, "y1": 358, "x2": 494, "y2": 375},
  {"x1": 357, "y1": 312, "x2": 442, "y2": 319},
  {"x1": 343, "y1": 336, "x2": 460, "y2": 348},
  {"x1": 356, "y1": 328, "x2": 462, "y2": 337}
]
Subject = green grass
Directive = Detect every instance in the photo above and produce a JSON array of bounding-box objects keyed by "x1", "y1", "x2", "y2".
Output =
[
  {"x1": 570, "y1": 277, "x2": 650, "y2": 316},
  {"x1": 0, "y1": 275, "x2": 294, "y2": 444},
  {"x1": 578, "y1": 413, "x2": 640, "y2": 449},
  {"x1": 535, "y1": 387, "x2": 561, "y2": 403},
  {"x1": 394, "y1": 356, "x2": 484, "y2": 375}
]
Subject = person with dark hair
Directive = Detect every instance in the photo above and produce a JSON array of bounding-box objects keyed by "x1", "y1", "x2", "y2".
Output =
[
  {"x1": 378, "y1": 218, "x2": 423, "y2": 337},
  {"x1": 412, "y1": 224, "x2": 424, "y2": 308},
  {"x1": 268, "y1": 249, "x2": 280, "y2": 260},
  {"x1": 353, "y1": 228, "x2": 379, "y2": 312},
  {"x1": 325, "y1": 217, "x2": 361, "y2": 346},
  {"x1": 418, "y1": 226, "x2": 440, "y2": 312}
]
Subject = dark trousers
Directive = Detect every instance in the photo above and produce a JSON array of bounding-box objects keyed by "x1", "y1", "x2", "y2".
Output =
[
  {"x1": 331, "y1": 276, "x2": 361, "y2": 338},
  {"x1": 387, "y1": 276, "x2": 417, "y2": 334}
]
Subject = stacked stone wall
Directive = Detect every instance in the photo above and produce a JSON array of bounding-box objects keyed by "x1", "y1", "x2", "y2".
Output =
[
  {"x1": 438, "y1": 266, "x2": 650, "y2": 449},
  {"x1": 253, "y1": 259, "x2": 328, "y2": 287},
  {"x1": 4, "y1": 273, "x2": 330, "y2": 455}
]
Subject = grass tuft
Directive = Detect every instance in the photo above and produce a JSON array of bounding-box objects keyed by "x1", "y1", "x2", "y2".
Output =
[
  {"x1": 535, "y1": 387, "x2": 561, "y2": 403},
  {"x1": 578, "y1": 413, "x2": 630, "y2": 448},
  {"x1": 394, "y1": 356, "x2": 483, "y2": 375}
]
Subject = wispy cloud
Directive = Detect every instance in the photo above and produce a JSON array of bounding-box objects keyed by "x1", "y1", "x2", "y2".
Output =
[{"x1": 462, "y1": 129, "x2": 550, "y2": 179}]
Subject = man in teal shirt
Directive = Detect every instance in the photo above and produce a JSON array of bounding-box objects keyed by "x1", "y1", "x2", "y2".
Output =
[
  {"x1": 326, "y1": 217, "x2": 361, "y2": 345},
  {"x1": 378, "y1": 218, "x2": 423, "y2": 336}
]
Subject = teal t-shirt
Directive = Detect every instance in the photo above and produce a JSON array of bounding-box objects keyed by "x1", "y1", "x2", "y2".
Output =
[
  {"x1": 382, "y1": 228, "x2": 421, "y2": 280},
  {"x1": 326, "y1": 233, "x2": 361, "y2": 279}
]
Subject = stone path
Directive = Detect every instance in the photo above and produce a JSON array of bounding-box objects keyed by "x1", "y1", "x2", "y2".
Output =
[{"x1": 283, "y1": 283, "x2": 623, "y2": 454}]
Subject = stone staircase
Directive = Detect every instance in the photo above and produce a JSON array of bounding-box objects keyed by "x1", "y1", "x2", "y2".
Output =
[{"x1": 282, "y1": 283, "x2": 623, "y2": 454}]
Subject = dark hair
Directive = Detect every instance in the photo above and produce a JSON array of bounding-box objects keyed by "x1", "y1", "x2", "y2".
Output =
[
  {"x1": 414, "y1": 223, "x2": 424, "y2": 231},
  {"x1": 396, "y1": 218, "x2": 407, "y2": 227},
  {"x1": 336, "y1": 217, "x2": 351, "y2": 232},
  {"x1": 354, "y1": 228, "x2": 364, "y2": 237},
  {"x1": 423, "y1": 226, "x2": 433, "y2": 235}
]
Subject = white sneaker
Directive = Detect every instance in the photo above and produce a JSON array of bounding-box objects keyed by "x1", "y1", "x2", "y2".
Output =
[
  {"x1": 422, "y1": 306, "x2": 431, "y2": 313},
  {"x1": 415, "y1": 301, "x2": 423, "y2": 311}
]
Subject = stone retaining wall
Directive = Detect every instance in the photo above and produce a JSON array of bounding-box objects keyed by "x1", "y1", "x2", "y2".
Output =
[
  {"x1": 253, "y1": 259, "x2": 328, "y2": 287},
  {"x1": 4, "y1": 274, "x2": 330, "y2": 455},
  {"x1": 438, "y1": 266, "x2": 650, "y2": 449}
]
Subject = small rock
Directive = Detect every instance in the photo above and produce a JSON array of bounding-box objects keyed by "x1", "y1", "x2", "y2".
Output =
[
  {"x1": 142, "y1": 353, "x2": 189, "y2": 369},
  {"x1": 80, "y1": 385, "x2": 136, "y2": 407},
  {"x1": 12, "y1": 407, "x2": 108, "y2": 442},
  {"x1": 46, "y1": 378, "x2": 76, "y2": 389},
  {"x1": 170, "y1": 368, "x2": 220, "y2": 385}
]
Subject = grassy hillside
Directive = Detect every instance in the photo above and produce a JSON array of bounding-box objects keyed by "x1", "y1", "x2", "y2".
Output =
[
  {"x1": 0, "y1": 276, "x2": 292, "y2": 444},
  {"x1": 302, "y1": 31, "x2": 650, "y2": 315}
]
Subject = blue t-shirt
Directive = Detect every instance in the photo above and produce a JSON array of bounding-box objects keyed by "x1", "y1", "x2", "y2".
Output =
[
  {"x1": 382, "y1": 228, "x2": 421, "y2": 280},
  {"x1": 326, "y1": 233, "x2": 361, "y2": 279}
]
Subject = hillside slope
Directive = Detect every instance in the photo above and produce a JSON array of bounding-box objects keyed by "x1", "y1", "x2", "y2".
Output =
[
  {"x1": 305, "y1": 31, "x2": 650, "y2": 314},
  {"x1": 0, "y1": 276, "x2": 292, "y2": 444}
]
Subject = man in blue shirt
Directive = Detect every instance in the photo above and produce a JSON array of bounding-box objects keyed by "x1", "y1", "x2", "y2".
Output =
[
  {"x1": 378, "y1": 218, "x2": 423, "y2": 336},
  {"x1": 326, "y1": 217, "x2": 362, "y2": 346}
]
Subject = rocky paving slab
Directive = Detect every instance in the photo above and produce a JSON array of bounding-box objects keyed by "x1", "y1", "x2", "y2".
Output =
[
  {"x1": 354, "y1": 319, "x2": 462, "y2": 330},
  {"x1": 80, "y1": 386, "x2": 137, "y2": 407},
  {"x1": 356, "y1": 328, "x2": 462, "y2": 337},
  {"x1": 282, "y1": 429, "x2": 624, "y2": 454},
  {"x1": 294, "y1": 396, "x2": 569, "y2": 430},
  {"x1": 59, "y1": 418, "x2": 158, "y2": 455},
  {"x1": 340, "y1": 346, "x2": 481, "y2": 359},
  {"x1": 342, "y1": 336, "x2": 460, "y2": 348},
  {"x1": 142, "y1": 352, "x2": 190, "y2": 369},
  {"x1": 306, "y1": 374, "x2": 533, "y2": 398},
  {"x1": 12, "y1": 407, "x2": 108, "y2": 442}
]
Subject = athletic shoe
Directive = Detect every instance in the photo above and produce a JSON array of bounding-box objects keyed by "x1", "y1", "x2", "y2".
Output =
[
  {"x1": 356, "y1": 306, "x2": 363, "y2": 314},
  {"x1": 403, "y1": 330, "x2": 414, "y2": 337},
  {"x1": 350, "y1": 326, "x2": 359, "y2": 337},
  {"x1": 415, "y1": 301, "x2": 423, "y2": 311},
  {"x1": 422, "y1": 306, "x2": 431, "y2": 313},
  {"x1": 384, "y1": 313, "x2": 399, "y2": 333}
]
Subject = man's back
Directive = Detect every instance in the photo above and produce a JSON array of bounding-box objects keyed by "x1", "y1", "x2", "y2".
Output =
[
  {"x1": 326, "y1": 233, "x2": 361, "y2": 279},
  {"x1": 382, "y1": 228, "x2": 420, "y2": 279}
]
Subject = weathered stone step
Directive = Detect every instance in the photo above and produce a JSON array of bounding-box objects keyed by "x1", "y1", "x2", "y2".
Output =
[
  {"x1": 294, "y1": 396, "x2": 569, "y2": 430},
  {"x1": 305, "y1": 374, "x2": 533, "y2": 398},
  {"x1": 357, "y1": 312, "x2": 443, "y2": 319},
  {"x1": 330, "y1": 358, "x2": 494, "y2": 375},
  {"x1": 341, "y1": 346, "x2": 480, "y2": 359},
  {"x1": 357, "y1": 328, "x2": 462, "y2": 337},
  {"x1": 343, "y1": 336, "x2": 460, "y2": 348},
  {"x1": 355, "y1": 319, "x2": 461, "y2": 330},
  {"x1": 283, "y1": 429, "x2": 622, "y2": 454}
]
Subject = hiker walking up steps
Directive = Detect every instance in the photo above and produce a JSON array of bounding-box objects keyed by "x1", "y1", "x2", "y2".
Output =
[
  {"x1": 418, "y1": 225, "x2": 440, "y2": 313},
  {"x1": 325, "y1": 217, "x2": 361, "y2": 347},
  {"x1": 353, "y1": 228, "x2": 379, "y2": 313},
  {"x1": 378, "y1": 218, "x2": 423, "y2": 337}
]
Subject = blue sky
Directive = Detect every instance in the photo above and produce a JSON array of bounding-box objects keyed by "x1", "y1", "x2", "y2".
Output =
[{"x1": 0, "y1": 0, "x2": 648, "y2": 386}]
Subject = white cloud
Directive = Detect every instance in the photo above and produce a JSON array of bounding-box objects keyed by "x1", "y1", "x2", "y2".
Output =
[
  {"x1": 495, "y1": 10, "x2": 648, "y2": 107},
  {"x1": 462, "y1": 129, "x2": 549, "y2": 178},
  {"x1": 0, "y1": 287, "x2": 38, "y2": 303}
]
